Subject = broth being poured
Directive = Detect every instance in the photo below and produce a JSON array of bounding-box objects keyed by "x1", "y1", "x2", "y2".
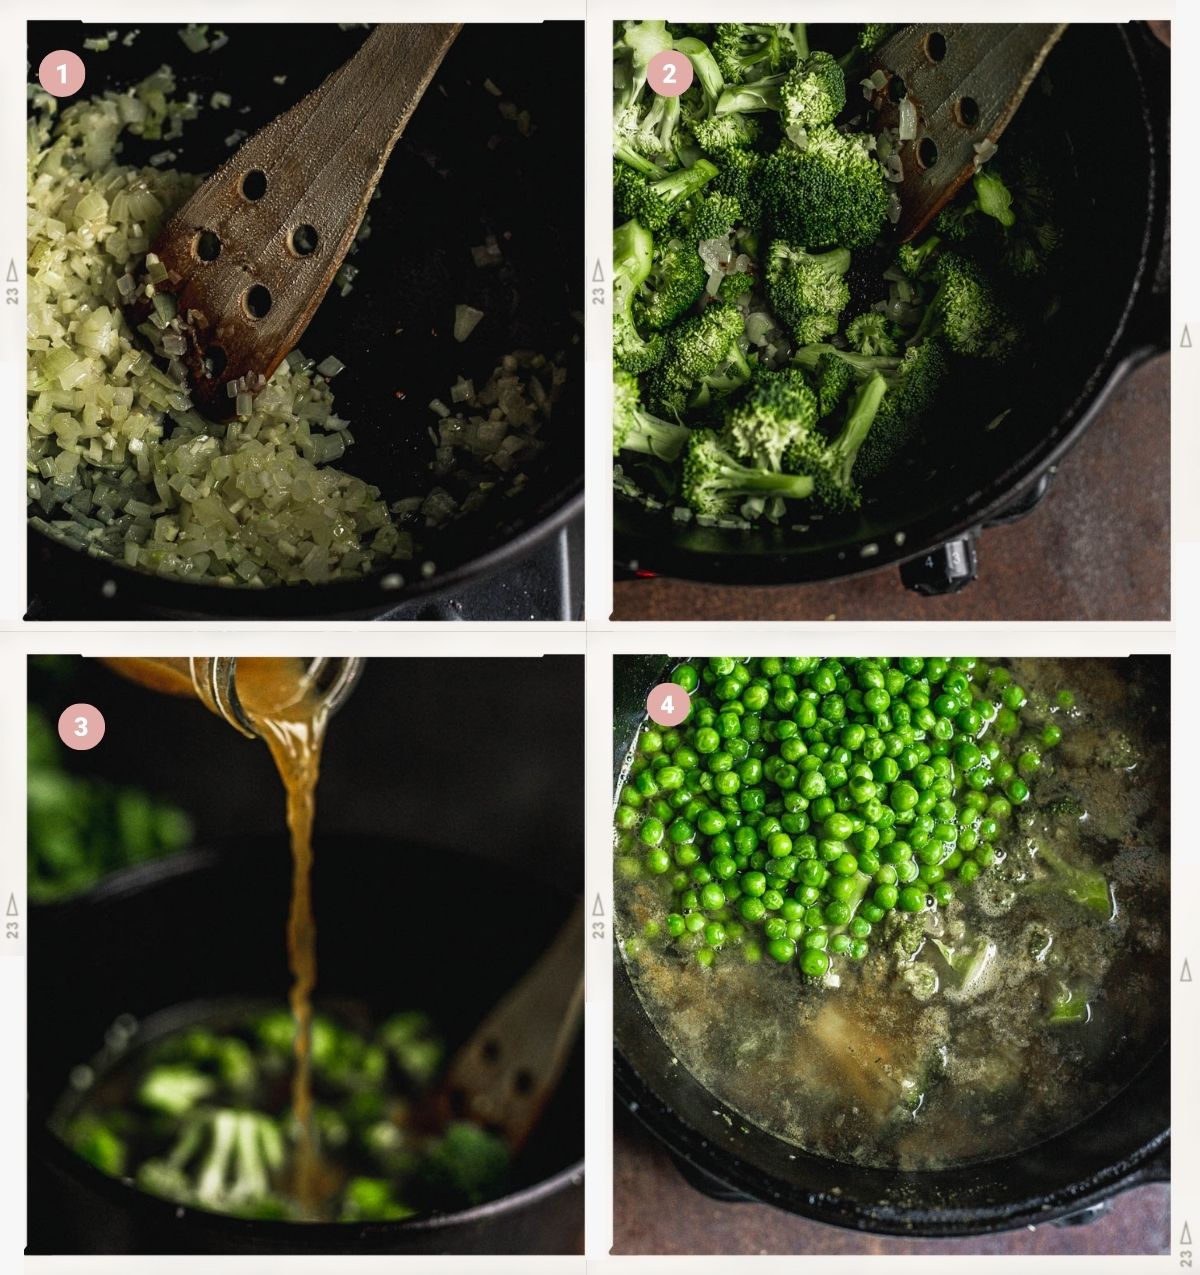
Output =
[{"x1": 102, "y1": 657, "x2": 330, "y2": 1209}]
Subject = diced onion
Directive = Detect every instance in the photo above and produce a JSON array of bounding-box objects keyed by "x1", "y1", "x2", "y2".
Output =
[
  {"x1": 453, "y1": 304, "x2": 485, "y2": 342},
  {"x1": 898, "y1": 97, "x2": 918, "y2": 141}
]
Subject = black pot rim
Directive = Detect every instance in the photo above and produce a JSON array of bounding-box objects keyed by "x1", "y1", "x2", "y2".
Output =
[
  {"x1": 613, "y1": 1033, "x2": 1168, "y2": 1237},
  {"x1": 29, "y1": 480, "x2": 583, "y2": 620},
  {"x1": 34, "y1": 1124, "x2": 583, "y2": 1241}
]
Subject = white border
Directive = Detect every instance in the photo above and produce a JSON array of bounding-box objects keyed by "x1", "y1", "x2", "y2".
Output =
[{"x1": 2, "y1": 0, "x2": 1193, "y2": 1270}]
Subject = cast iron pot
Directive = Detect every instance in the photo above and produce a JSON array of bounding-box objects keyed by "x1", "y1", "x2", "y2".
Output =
[
  {"x1": 615, "y1": 23, "x2": 1170, "y2": 596},
  {"x1": 612, "y1": 655, "x2": 1169, "y2": 1236},
  {"x1": 26, "y1": 22, "x2": 583, "y2": 620},
  {"x1": 28, "y1": 840, "x2": 584, "y2": 1254}
]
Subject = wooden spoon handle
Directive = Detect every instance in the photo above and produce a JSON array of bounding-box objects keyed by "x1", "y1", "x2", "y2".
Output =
[{"x1": 149, "y1": 23, "x2": 461, "y2": 416}]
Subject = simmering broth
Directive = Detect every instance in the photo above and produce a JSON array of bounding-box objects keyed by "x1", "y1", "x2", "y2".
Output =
[{"x1": 616, "y1": 658, "x2": 1168, "y2": 1171}]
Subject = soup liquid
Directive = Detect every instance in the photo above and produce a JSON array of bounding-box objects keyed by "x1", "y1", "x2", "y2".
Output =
[
  {"x1": 617, "y1": 658, "x2": 1170, "y2": 1171},
  {"x1": 102, "y1": 657, "x2": 330, "y2": 1209}
]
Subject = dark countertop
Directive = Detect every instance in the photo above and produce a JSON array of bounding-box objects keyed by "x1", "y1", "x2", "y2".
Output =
[
  {"x1": 612, "y1": 354, "x2": 1169, "y2": 622},
  {"x1": 613, "y1": 1110, "x2": 1169, "y2": 1255}
]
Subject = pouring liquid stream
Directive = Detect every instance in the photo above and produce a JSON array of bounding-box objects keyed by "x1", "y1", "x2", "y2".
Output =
[{"x1": 101, "y1": 656, "x2": 331, "y2": 1213}]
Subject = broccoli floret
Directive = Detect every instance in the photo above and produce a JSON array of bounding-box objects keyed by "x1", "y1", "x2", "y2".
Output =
[
  {"x1": 340, "y1": 1176, "x2": 417, "y2": 1222},
  {"x1": 635, "y1": 236, "x2": 706, "y2": 330},
  {"x1": 845, "y1": 312, "x2": 900, "y2": 357},
  {"x1": 974, "y1": 169, "x2": 1016, "y2": 227},
  {"x1": 138, "y1": 1064, "x2": 217, "y2": 1117},
  {"x1": 934, "y1": 165, "x2": 1059, "y2": 281},
  {"x1": 760, "y1": 126, "x2": 889, "y2": 250},
  {"x1": 614, "y1": 156, "x2": 719, "y2": 233},
  {"x1": 138, "y1": 1108, "x2": 285, "y2": 1216},
  {"x1": 715, "y1": 51, "x2": 846, "y2": 139},
  {"x1": 613, "y1": 218, "x2": 664, "y2": 374},
  {"x1": 682, "y1": 428, "x2": 815, "y2": 518},
  {"x1": 377, "y1": 1011, "x2": 445, "y2": 1088},
  {"x1": 1043, "y1": 796, "x2": 1086, "y2": 820},
  {"x1": 626, "y1": 93, "x2": 683, "y2": 163},
  {"x1": 765, "y1": 241, "x2": 851, "y2": 345},
  {"x1": 681, "y1": 190, "x2": 742, "y2": 243},
  {"x1": 691, "y1": 112, "x2": 760, "y2": 156},
  {"x1": 613, "y1": 370, "x2": 691, "y2": 460},
  {"x1": 724, "y1": 368, "x2": 818, "y2": 472},
  {"x1": 785, "y1": 370, "x2": 887, "y2": 510},
  {"x1": 897, "y1": 233, "x2": 941, "y2": 279},
  {"x1": 310, "y1": 1015, "x2": 387, "y2": 1093},
  {"x1": 708, "y1": 145, "x2": 764, "y2": 224},
  {"x1": 1031, "y1": 841, "x2": 1113, "y2": 916},
  {"x1": 613, "y1": 21, "x2": 676, "y2": 154},
  {"x1": 838, "y1": 23, "x2": 896, "y2": 70},
  {"x1": 891, "y1": 910, "x2": 930, "y2": 962},
  {"x1": 148, "y1": 1027, "x2": 257, "y2": 1095},
  {"x1": 901, "y1": 962, "x2": 940, "y2": 1001},
  {"x1": 718, "y1": 270, "x2": 754, "y2": 303},
  {"x1": 646, "y1": 301, "x2": 751, "y2": 417},
  {"x1": 811, "y1": 352, "x2": 853, "y2": 417},
  {"x1": 851, "y1": 339, "x2": 949, "y2": 483},
  {"x1": 253, "y1": 1009, "x2": 297, "y2": 1057},
  {"x1": 67, "y1": 1114, "x2": 127, "y2": 1176},
  {"x1": 1000, "y1": 156, "x2": 1063, "y2": 278},
  {"x1": 711, "y1": 23, "x2": 805, "y2": 84},
  {"x1": 912, "y1": 252, "x2": 1019, "y2": 360},
  {"x1": 417, "y1": 1121, "x2": 510, "y2": 1209}
]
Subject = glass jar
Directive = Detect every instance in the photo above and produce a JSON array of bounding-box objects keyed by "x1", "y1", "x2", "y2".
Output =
[{"x1": 101, "y1": 657, "x2": 363, "y2": 737}]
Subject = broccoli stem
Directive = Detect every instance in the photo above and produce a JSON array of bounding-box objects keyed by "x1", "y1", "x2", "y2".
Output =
[
  {"x1": 1032, "y1": 840, "x2": 1113, "y2": 917},
  {"x1": 613, "y1": 142, "x2": 659, "y2": 176},
  {"x1": 829, "y1": 371, "x2": 886, "y2": 485}
]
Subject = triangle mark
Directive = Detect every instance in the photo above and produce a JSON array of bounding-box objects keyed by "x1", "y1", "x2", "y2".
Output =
[
  {"x1": 1182, "y1": 325, "x2": 1192, "y2": 349},
  {"x1": 592, "y1": 893, "x2": 605, "y2": 918},
  {"x1": 5, "y1": 259, "x2": 16, "y2": 284},
  {"x1": 1182, "y1": 1221, "x2": 1192, "y2": 1246},
  {"x1": 5, "y1": 893, "x2": 15, "y2": 917},
  {"x1": 1183, "y1": 958, "x2": 1192, "y2": 983},
  {"x1": 592, "y1": 259, "x2": 605, "y2": 284}
]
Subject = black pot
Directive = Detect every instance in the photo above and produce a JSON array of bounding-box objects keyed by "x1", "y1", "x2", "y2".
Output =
[
  {"x1": 28, "y1": 841, "x2": 584, "y2": 1254},
  {"x1": 26, "y1": 21, "x2": 583, "y2": 620},
  {"x1": 612, "y1": 655, "x2": 1169, "y2": 1237},
  {"x1": 614, "y1": 23, "x2": 1170, "y2": 596}
]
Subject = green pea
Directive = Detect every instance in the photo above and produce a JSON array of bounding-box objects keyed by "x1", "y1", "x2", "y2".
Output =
[{"x1": 898, "y1": 885, "x2": 926, "y2": 912}]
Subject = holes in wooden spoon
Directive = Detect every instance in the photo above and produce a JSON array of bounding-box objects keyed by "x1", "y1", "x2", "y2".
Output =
[
  {"x1": 924, "y1": 31, "x2": 947, "y2": 62},
  {"x1": 194, "y1": 230, "x2": 221, "y2": 262},
  {"x1": 513, "y1": 1069, "x2": 534, "y2": 1096},
  {"x1": 447, "y1": 1087, "x2": 467, "y2": 1118},
  {"x1": 955, "y1": 96, "x2": 980, "y2": 128},
  {"x1": 240, "y1": 169, "x2": 267, "y2": 201},
  {"x1": 887, "y1": 74, "x2": 907, "y2": 103},
  {"x1": 244, "y1": 284, "x2": 272, "y2": 319},
  {"x1": 916, "y1": 137, "x2": 939, "y2": 169},
  {"x1": 481, "y1": 1039, "x2": 501, "y2": 1063},
  {"x1": 290, "y1": 223, "x2": 319, "y2": 257},
  {"x1": 202, "y1": 346, "x2": 227, "y2": 378}
]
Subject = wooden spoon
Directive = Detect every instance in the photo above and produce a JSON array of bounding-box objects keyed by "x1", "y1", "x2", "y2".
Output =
[
  {"x1": 435, "y1": 899, "x2": 583, "y2": 1153},
  {"x1": 129, "y1": 23, "x2": 460, "y2": 418},
  {"x1": 868, "y1": 24, "x2": 1067, "y2": 242}
]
